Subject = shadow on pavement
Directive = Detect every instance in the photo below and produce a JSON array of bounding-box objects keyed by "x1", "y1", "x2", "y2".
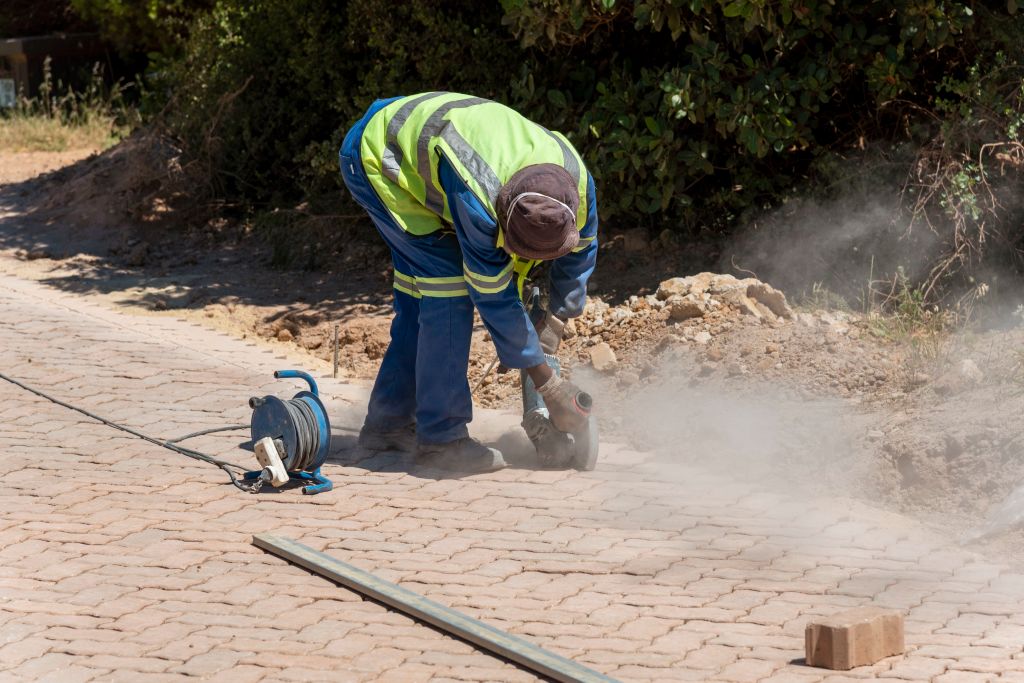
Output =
[
  {"x1": 0, "y1": 161, "x2": 392, "y2": 324},
  {"x1": 324, "y1": 426, "x2": 549, "y2": 481}
]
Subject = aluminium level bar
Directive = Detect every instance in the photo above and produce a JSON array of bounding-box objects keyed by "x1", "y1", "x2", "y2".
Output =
[{"x1": 252, "y1": 534, "x2": 619, "y2": 683}]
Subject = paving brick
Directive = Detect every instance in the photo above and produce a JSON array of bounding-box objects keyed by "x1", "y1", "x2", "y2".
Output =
[
  {"x1": 878, "y1": 658, "x2": 955, "y2": 679},
  {"x1": 805, "y1": 607, "x2": 904, "y2": 671},
  {"x1": 170, "y1": 648, "x2": 254, "y2": 677},
  {"x1": 0, "y1": 638, "x2": 52, "y2": 667},
  {"x1": 933, "y1": 672, "x2": 995, "y2": 683}
]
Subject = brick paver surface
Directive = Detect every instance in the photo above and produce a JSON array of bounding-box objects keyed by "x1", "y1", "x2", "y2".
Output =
[{"x1": 2, "y1": 270, "x2": 1024, "y2": 682}]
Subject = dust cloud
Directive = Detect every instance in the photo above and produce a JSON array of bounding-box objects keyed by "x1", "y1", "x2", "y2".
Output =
[
  {"x1": 573, "y1": 354, "x2": 878, "y2": 500},
  {"x1": 722, "y1": 191, "x2": 941, "y2": 307}
]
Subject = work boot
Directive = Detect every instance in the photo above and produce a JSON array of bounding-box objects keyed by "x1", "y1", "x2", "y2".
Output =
[
  {"x1": 358, "y1": 424, "x2": 417, "y2": 453},
  {"x1": 416, "y1": 437, "x2": 506, "y2": 473}
]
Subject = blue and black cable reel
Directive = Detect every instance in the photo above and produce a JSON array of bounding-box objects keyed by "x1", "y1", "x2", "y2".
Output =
[{"x1": 245, "y1": 370, "x2": 333, "y2": 494}]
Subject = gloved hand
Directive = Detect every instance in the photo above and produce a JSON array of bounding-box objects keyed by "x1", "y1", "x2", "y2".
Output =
[
  {"x1": 536, "y1": 373, "x2": 589, "y2": 433},
  {"x1": 536, "y1": 311, "x2": 567, "y2": 355}
]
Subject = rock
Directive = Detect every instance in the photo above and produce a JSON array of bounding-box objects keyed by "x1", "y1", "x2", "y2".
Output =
[
  {"x1": 563, "y1": 319, "x2": 577, "y2": 339},
  {"x1": 656, "y1": 334, "x2": 683, "y2": 351},
  {"x1": 302, "y1": 336, "x2": 323, "y2": 350},
  {"x1": 618, "y1": 371, "x2": 640, "y2": 386},
  {"x1": 126, "y1": 241, "x2": 149, "y2": 266},
  {"x1": 629, "y1": 296, "x2": 650, "y2": 312},
  {"x1": 277, "y1": 328, "x2": 294, "y2": 342},
  {"x1": 754, "y1": 302, "x2": 778, "y2": 322},
  {"x1": 747, "y1": 282, "x2": 794, "y2": 319},
  {"x1": 708, "y1": 274, "x2": 756, "y2": 294},
  {"x1": 959, "y1": 359, "x2": 983, "y2": 384},
  {"x1": 726, "y1": 362, "x2": 746, "y2": 377},
  {"x1": 589, "y1": 342, "x2": 617, "y2": 372},
  {"x1": 609, "y1": 308, "x2": 632, "y2": 324},
  {"x1": 692, "y1": 330, "x2": 712, "y2": 345},
  {"x1": 910, "y1": 372, "x2": 930, "y2": 386},
  {"x1": 657, "y1": 278, "x2": 690, "y2": 300},
  {"x1": 667, "y1": 294, "x2": 707, "y2": 321},
  {"x1": 721, "y1": 289, "x2": 762, "y2": 318},
  {"x1": 706, "y1": 347, "x2": 724, "y2": 362},
  {"x1": 622, "y1": 228, "x2": 649, "y2": 252},
  {"x1": 584, "y1": 298, "x2": 610, "y2": 316},
  {"x1": 647, "y1": 295, "x2": 666, "y2": 310},
  {"x1": 656, "y1": 272, "x2": 716, "y2": 300}
]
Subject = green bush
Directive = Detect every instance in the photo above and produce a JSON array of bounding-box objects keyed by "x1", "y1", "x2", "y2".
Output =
[
  {"x1": 160, "y1": 0, "x2": 515, "y2": 204},
  {"x1": 81, "y1": 0, "x2": 1024, "y2": 296},
  {"x1": 69, "y1": 0, "x2": 213, "y2": 54}
]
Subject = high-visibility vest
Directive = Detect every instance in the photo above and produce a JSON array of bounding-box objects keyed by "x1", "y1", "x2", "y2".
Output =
[
  {"x1": 360, "y1": 92, "x2": 588, "y2": 235},
  {"x1": 360, "y1": 92, "x2": 590, "y2": 298}
]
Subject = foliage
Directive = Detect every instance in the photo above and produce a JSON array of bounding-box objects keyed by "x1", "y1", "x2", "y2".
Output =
[
  {"x1": 0, "y1": 58, "x2": 137, "y2": 152},
  {"x1": 869, "y1": 268, "x2": 950, "y2": 369},
  {"x1": 160, "y1": 0, "x2": 515, "y2": 205},
  {"x1": 77, "y1": 0, "x2": 1024, "y2": 297},
  {"x1": 69, "y1": 0, "x2": 214, "y2": 54}
]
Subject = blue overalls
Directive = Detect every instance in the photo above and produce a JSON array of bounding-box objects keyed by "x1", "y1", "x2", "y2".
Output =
[{"x1": 340, "y1": 98, "x2": 598, "y2": 445}]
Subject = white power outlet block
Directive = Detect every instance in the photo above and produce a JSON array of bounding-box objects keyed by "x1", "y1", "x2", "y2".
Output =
[{"x1": 254, "y1": 437, "x2": 289, "y2": 487}]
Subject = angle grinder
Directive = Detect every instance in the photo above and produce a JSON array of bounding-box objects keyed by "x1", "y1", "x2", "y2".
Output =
[{"x1": 520, "y1": 287, "x2": 600, "y2": 470}]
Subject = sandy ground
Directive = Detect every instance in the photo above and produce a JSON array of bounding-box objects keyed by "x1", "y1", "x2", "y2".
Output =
[
  {"x1": 0, "y1": 149, "x2": 101, "y2": 184},
  {"x1": 3, "y1": 144, "x2": 1024, "y2": 565}
]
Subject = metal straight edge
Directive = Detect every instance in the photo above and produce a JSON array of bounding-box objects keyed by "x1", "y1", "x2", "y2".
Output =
[{"x1": 252, "y1": 534, "x2": 619, "y2": 683}]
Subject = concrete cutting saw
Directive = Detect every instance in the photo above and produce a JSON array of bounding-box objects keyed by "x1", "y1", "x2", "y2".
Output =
[{"x1": 520, "y1": 287, "x2": 600, "y2": 471}]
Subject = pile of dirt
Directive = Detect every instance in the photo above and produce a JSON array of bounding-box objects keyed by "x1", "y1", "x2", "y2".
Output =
[
  {"x1": 871, "y1": 327, "x2": 1024, "y2": 520},
  {"x1": 556, "y1": 272, "x2": 905, "y2": 402},
  {"x1": 8, "y1": 129, "x2": 220, "y2": 258}
]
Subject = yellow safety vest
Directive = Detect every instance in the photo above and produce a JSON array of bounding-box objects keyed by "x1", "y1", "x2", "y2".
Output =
[{"x1": 359, "y1": 92, "x2": 589, "y2": 297}]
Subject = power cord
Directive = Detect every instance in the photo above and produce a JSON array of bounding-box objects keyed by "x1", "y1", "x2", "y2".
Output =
[{"x1": 0, "y1": 371, "x2": 257, "y2": 492}]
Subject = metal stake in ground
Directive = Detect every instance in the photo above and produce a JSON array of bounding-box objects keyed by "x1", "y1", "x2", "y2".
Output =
[
  {"x1": 252, "y1": 534, "x2": 619, "y2": 683},
  {"x1": 333, "y1": 323, "x2": 340, "y2": 378}
]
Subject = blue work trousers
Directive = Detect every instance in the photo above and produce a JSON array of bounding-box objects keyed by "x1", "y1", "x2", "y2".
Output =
[{"x1": 339, "y1": 99, "x2": 474, "y2": 445}]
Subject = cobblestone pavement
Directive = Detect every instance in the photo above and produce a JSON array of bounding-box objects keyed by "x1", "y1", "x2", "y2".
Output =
[{"x1": 3, "y1": 269, "x2": 1024, "y2": 683}]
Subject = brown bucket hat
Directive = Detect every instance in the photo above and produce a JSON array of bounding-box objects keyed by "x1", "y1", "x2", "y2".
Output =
[{"x1": 495, "y1": 163, "x2": 579, "y2": 260}]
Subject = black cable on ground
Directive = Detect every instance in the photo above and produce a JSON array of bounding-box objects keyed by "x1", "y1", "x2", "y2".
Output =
[
  {"x1": 166, "y1": 424, "x2": 250, "y2": 444},
  {"x1": 0, "y1": 371, "x2": 255, "y2": 492}
]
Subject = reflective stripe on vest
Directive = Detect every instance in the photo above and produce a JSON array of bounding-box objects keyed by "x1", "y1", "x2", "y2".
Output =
[{"x1": 393, "y1": 269, "x2": 469, "y2": 298}]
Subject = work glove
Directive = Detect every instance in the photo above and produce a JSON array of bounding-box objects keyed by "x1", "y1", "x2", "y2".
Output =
[
  {"x1": 536, "y1": 373, "x2": 589, "y2": 434},
  {"x1": 536, "y1": 311, "x2": 567, "y2": 355}
]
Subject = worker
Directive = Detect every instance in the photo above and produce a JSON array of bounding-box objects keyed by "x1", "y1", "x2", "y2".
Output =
[{"x1": 339, "y1": 92, "x2": 598, "y2": 473}]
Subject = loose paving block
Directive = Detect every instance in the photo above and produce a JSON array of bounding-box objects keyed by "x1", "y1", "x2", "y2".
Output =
[{"x1": 805, "y1": 606, "x2": 904, "y2": 670}]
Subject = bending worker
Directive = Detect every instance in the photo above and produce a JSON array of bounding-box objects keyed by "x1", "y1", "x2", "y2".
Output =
[{"x1": 339, "y1": 92, "x2": 598, "y2": 473}]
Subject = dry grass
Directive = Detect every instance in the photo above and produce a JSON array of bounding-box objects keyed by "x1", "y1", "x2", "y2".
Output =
[
  {"x1": 0, "y1": 113, "x2": 123, "y2": 153},
  {"x1": 0, "y1": 59, "x2": 136, "y2": 154}
]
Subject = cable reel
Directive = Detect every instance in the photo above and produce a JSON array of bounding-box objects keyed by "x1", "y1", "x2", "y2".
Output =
[{"x1": 245, "y1": 370, "x2": 333, "y2": 494}]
